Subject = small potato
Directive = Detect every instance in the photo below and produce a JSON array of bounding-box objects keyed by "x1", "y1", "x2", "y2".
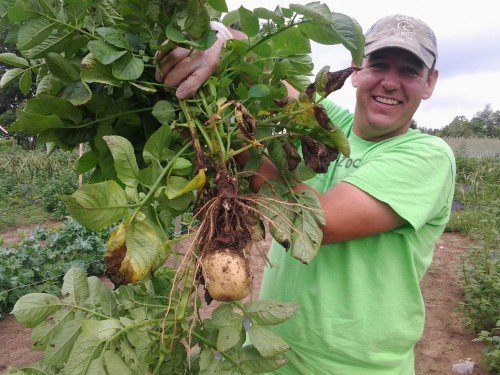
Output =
[{"x1": 201, "y1": 248, "x2": 252, "y2": 301}]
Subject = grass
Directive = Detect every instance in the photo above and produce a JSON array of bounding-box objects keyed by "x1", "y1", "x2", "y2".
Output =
[
  {"x1": 0, "y1": 139, "x2": 79, "y2": 231},
  {"x1": 443, "y1": 137, "x2": 500, "y2": 158}
]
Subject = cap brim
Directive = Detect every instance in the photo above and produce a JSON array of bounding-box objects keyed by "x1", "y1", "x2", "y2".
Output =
[{"x1": 365, "y1": 36, "x2": 435, "y2": 68}]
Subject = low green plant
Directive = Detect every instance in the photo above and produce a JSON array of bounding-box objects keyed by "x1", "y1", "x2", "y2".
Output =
[
  {"x1": 473, "y1": 321, "x2": 500, "y2": 373},
  {"x1": 0, "y1": 144, "x2": 79, "y2": 230},
  {"x1": 0, "y1": 219, "x2": 112, "y2": 318}
]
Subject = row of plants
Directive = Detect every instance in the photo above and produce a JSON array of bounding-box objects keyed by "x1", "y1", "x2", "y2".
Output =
[
  {"x1": 445, "y1": 155, "x2": 499, "y2": 373},
  {"x1": 0, "y1": 139, "x2": 79, "y2": 230},
  {"x1": 0, "y1": 218, "x2": 113, "y2": 318}
]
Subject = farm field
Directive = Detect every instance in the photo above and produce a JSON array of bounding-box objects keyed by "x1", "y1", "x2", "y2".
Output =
[{"x1": 0, "y1": 226, "x2": 490, "y2": 374}]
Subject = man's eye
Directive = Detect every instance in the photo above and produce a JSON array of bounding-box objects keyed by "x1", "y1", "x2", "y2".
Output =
[{"x1": 403, "y1": 67, "x2": 419, "y2": 75}]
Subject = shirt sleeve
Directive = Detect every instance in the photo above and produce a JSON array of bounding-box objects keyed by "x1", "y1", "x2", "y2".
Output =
[{"x1": 342, "y1": 139, "x2": 456, "y2": 231}]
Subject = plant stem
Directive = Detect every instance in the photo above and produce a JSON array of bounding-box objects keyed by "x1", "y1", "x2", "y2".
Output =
[
  {"x1": 77, "y1": 107, "x2": 154, "y2": 128},
  {"x1": 129, "y1": 142, "x2": 192, "y2": 220}
]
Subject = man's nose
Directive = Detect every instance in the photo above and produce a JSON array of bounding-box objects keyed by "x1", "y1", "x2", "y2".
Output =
[{"x1": 381, "y1": 70, "x2": 400, "y2": 91}]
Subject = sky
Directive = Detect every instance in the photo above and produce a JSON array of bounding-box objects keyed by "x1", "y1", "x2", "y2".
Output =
[{"x1": 226, "y1": 0, "x2": 500, "y2": 129}]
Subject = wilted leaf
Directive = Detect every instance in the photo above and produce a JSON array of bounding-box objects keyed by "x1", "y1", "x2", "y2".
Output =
[{"x1": 238, "y1": 346, "x2": 287, "y2": 373}]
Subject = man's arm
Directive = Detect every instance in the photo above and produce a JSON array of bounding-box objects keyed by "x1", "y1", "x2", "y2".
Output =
[{"x1": 251, "y1": 158, "x2": 405, "y2": 244}]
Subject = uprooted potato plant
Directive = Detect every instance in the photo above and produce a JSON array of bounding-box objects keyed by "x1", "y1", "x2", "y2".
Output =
[{"x1": 1, "y1": 0, "x2": 364, "y2": 373}]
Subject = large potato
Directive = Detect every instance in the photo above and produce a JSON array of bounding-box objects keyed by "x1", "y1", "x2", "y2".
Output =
[{"x1": 201, "y1": 248, "x2": 252, "y2": 301}]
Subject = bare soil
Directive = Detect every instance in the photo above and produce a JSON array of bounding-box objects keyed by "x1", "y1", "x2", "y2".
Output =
[{"x1": 0, "y1": 225, "x2": 489, "y2": 374}]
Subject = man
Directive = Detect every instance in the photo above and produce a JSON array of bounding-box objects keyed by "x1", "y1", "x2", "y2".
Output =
[{"x1": 157, "y1": 14, "x2": 456, "y2": 375}]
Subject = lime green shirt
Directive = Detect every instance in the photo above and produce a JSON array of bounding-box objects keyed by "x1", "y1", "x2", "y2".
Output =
[{"x1": 259, "y1": 101, "x2": 456, "y2": 374}]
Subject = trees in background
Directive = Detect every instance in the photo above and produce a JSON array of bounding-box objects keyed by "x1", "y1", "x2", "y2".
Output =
[{"x1": 437, "y1": 105, "x2": 500, "y2": 138}]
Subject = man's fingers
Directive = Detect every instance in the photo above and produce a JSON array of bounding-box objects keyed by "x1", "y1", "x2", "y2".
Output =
[
  {"x1": 155, "y1": 48, "x2": 191, "y2": 82},
  {"x1": 176, "y1": 66, "x2": 214, "y2": 99}
]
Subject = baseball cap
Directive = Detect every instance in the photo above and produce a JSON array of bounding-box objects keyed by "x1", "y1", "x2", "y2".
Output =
[{"x1": 364, "y1": 15, "x2": 438, "y2": 68}]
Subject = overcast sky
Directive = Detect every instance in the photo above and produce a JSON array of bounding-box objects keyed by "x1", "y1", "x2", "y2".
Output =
[{"x1": 226, "y1": 0, "x2": 499, "y2": 129}]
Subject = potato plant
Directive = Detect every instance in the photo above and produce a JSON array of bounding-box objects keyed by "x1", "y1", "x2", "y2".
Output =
[{"x1": 0, "y1": 0, "x2": 364, "y2": 373}]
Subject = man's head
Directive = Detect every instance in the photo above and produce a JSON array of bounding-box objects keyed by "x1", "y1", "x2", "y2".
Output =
[
  {"x1": 350, "y1": 15, "x2": 439, "y2": 141},
  {"x1": 364, "y1": 15, "x2": 437, "y2": 70}
]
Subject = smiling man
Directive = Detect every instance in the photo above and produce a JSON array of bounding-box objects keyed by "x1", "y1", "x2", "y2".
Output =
[{"x1": 156, "y1": 13, "x2": 456, "y2": 374}]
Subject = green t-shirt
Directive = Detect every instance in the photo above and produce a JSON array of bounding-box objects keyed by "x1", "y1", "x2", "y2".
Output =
[{"x1": 259, "y1": 101, "x2": 456, "y2": 374}]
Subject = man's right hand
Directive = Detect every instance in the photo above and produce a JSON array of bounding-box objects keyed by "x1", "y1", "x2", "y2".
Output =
[{"x1": 155, "y1": 22, "x2": 238, "y2": 99}]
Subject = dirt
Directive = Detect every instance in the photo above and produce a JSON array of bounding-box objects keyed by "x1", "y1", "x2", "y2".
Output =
[{"x1": 0, "y1": 226, "x2": 490, "y2": 374}]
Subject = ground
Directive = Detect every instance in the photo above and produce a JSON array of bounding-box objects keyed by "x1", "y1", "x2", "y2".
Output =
[{"x1": 0, "y1": 226, "x2": 489, "y2": 374}]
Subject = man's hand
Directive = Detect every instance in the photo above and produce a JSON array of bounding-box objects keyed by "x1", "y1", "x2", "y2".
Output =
[{"x1": 155, "y1": 22, "x2": 234, "y2": 99}]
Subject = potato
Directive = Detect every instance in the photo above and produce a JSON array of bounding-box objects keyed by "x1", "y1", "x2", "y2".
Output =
[{"x1": 201, "y1": 248, "x2": 252, "y2": 301}]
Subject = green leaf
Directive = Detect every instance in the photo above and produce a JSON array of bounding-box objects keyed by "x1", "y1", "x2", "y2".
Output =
[
  {"x1": 17, "y1": 18, "x2": 56, "y2": 50},
  {"x1": 96, "y1": 27, "x2": 129, "y2": 49},
  {"x1": 31, "y1": 310, "x2": 75, "y2": 350},
  {"x1": 87, "y1": 277, "x2": 117, "y2": 316},
  {"x1": 10, "y1": 110, "x2": 66, "y2": 134},
  {"x1": 25, "y1": 30, "x2": 75, "y2": 59},
  {"x1": 45, "y1": 52, "x2": 80, "y2": 82},
  {"x1": 112, "y1": 53, "x2": 144, "y2": 80},
  {"x1": 269, "y1": 27, "x2": 311, "y2": 57},
  {"x1": 88, "y1": 40, "x2": 127, "y2": 65},
  {"x1": 143, "y1": 124, "x2": 172, "y2": 164},
  {"x1": 238, "y1": 6, "x2": 259, "y2": 37},
  {"x1": 24, "y1": 94, "x2": 82, "y2": 123},
  {"x1": 81, "y1": 53, "x2": 122, "y2": 87},
  {"x1": 82, "y1": 319, "x2": 122, "y2": 340},
  {"x1": 243, "y1": 301, "x2": 299, "y2": 326},
  {"x1": 210, "y1": 304, "x2": 243, "y2": 352},
  {"x1": 103, "y1": 135, "x2": 140, "y2": 188},
  {"x1": 0, "y1": 52, "x2": 29, "y2": 67},
  {"x1": 199, "y1": 348, "x2": 224, "y2": 373},
  {"x1": 290, "y1": 2, "x2": 333, "y2": 23},
  {"x1": 248, "y1": 84, "x2": 271, "y2": 98},
  {"x1": 0, "y1": 67, "x2": 23, "y2": 89},
  {"x1": 207, "y1": 0, "x2": 228, "y2": 12},
  {"x1": 19, "y1": 69, "x2": 32, "y2": 95},
  {"x1": 185, "y1": 0, "x2": 211, "y2": 40},
  {"x1": 298, "y1": 22, "x2": 343, "y2": 45},
  {"x1": 77, "y1": 150, "x2": 99, "y2": 175},
  {"x1": 238, "y1": 346, "x2": 287, "y2": 373},
  {"x1": 42, "y1": 320, "x2": 82, "y2": 366},
  {"x1": 61, "y1": 267, "x2": 90, "y2": 305},
  {"x1": 36, "y1": 73, "x2": 64, "y2": 96},
  {"x1": 59, "y1": 80, "x2": 92, "y2": 106},
  {"x1": 152, "y1": 100, "x2": 176, "y2": 125},
  {"x1": 65, "y1": 332, "x2": 104, "y2": 375},
  {"x1": 104, "y1": 350, "x2": 133, "y2": 375},
  {"x1": 331, "y1": 13, "x2": 365, "y2": 66},
  {"x1": 248, "y1": 325, "x2": 290, "y2": 358},
  {"x1": 253, "y1": 8, "x2": 284, "y2": 23},
  {"x1": 12, "y1": 293, "x2": 61, "y2": 328},
  {"x1": 60, "y1": 181, "x2": 127, "y2": 230}
]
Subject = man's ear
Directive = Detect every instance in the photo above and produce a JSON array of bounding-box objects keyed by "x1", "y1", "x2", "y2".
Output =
[{"x1": 423, "y1": 69, "x2": 439, "y2": 100}]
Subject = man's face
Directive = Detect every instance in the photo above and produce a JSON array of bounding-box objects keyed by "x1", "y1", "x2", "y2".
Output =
[{"x1": 351, "y1": 48, "x2": 438, "y2": 141}]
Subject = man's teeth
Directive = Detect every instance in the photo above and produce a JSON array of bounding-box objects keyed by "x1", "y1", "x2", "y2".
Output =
[{"x1": 375, "y1": 96, "x2": 398, "y2": 105}]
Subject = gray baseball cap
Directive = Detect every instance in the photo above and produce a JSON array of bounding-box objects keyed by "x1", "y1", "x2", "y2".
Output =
[{"x1": 364, "y1": 15, "x2": 438, "y2": 68}]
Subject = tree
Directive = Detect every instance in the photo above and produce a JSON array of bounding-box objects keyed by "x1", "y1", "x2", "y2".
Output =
[{"x1": 439, "y1": 116, "x2": 473, "y2": 137}]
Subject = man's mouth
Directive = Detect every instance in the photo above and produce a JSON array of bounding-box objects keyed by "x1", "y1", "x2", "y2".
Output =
[{"x1": 374, "y1": 96, "x2": 400, "y2": 105}]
